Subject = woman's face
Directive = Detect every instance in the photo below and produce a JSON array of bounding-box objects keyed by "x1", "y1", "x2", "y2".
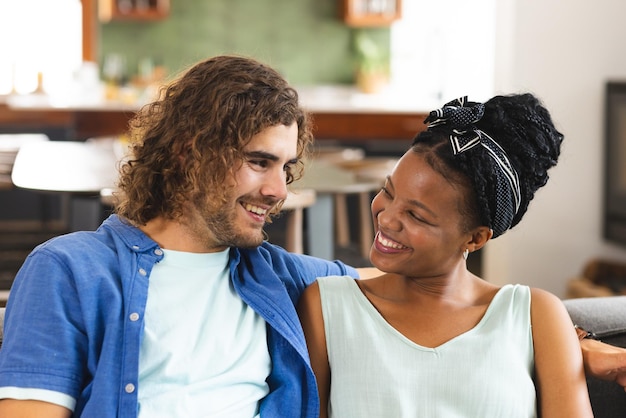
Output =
[{"x1": 369, "y1": 150, "x2": 473, "y2": 279}]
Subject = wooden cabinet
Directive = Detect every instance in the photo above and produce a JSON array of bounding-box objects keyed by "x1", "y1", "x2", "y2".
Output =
[
  {"x1": 0, "y1": 106, "x2": 427, "y2": 143},
  {"x1": 312, "y1": 111, "x2": 426, "y2": 141},
  {"x1": 69, "y1": 110, "x2": 427, "y2": 143},
  {"x1": 340, "y1": 0, "x2": 402, "y2": 27},
  {"x1": 99, "y1": 0, "x2": 170, "y2": 22}
]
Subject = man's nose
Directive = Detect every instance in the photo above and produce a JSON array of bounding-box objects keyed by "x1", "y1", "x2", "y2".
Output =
[{"x1": 261, "y1": 168, "x2": 288, "y2": 200}]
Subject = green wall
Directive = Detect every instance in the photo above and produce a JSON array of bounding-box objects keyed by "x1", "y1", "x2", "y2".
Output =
[{"x1": 100, "y1": 0, "x2": 390, "y2": 85}]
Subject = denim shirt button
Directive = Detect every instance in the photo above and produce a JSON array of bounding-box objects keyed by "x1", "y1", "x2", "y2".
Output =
[
  {"x1": 129, "y1": 312, "x2": 140, "y2": 322},
  {"x1": 154, "y1": 248, "x2": 163, "y2": 256},
  {"x1": 125, "y1": 383, "x2": 135, "y2": 393},
  {"x1": 132, "y1": 245, "x2": 140, "y2": 250},
  {"x1": 138, "y1": 268, "x2": 147, "y2": 276}
]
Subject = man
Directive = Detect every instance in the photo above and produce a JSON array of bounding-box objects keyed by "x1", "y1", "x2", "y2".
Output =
[
  {"x1": 0, "y1": 55, "x2": 623, "y2": 417},
  {"x1": 0, "y1": 55, "x2": 361, "y2": 417}
]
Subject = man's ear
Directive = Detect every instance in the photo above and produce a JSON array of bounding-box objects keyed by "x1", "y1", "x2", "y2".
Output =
[{"x1": 466, "y1": 226, "x2": 493, "y2": 253}]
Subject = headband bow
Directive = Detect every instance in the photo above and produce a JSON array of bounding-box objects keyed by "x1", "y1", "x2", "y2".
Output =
[{"x1": 424, "y1": 97, "x2": 521, "y2": 237}]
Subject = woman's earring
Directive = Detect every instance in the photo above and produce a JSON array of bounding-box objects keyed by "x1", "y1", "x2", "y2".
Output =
[{"x1": 463, "y1": 249, "x2": 469, "y2": 260}]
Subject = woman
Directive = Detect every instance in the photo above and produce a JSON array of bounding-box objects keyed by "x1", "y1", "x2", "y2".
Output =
[{"x1": 297, "y1": 94, "x2": 593, "y2": 417}]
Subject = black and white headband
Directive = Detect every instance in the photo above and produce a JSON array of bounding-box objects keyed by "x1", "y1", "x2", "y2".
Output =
[{"x1": 424, "y1": 96, "x2": 521, "y2": 237}]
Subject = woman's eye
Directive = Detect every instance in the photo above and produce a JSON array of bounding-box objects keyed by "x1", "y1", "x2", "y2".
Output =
[
  {"x1": 409, "y1": 211, "x2": 431, "y2": 225},
  {"x1": 380, "y1": 186, "x2": 392, "y2": 197}
]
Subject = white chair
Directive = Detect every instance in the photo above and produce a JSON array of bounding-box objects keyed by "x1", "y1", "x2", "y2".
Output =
[
  {"x1": 0, "y1": 134, "x2": 49, "y2": 189},
  {"x1": 11, "y1": 138, "x2": 119, "y2": 231},
  {"x1": 11, "y1": 138, "x2": 118, "y2": 193}
]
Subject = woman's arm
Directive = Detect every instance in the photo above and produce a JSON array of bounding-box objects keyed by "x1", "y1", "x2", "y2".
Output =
[
  {"x1": 297, "y1": 281, "x2": 330, "y2": 418},
  {"x1": 531, "y1": 288, "x2": 593, "y2": 417}
]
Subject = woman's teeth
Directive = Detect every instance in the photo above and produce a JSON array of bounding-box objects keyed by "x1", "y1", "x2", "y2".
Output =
[{"x1": 377, "y1": 233, "x2": 407, "y2": 249}]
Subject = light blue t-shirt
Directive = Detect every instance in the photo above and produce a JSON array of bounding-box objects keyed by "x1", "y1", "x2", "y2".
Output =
[{"x1": 138, "y1": 248, "x2": 271, "y2": 417}]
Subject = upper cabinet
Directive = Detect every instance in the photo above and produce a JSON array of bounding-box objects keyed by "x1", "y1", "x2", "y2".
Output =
[
  {"x1": 99, "y1": 0, "x2": 170, "y2": 22},
  {"x1": 340, "y1": 0, "x2": 402, "y2": 27}
]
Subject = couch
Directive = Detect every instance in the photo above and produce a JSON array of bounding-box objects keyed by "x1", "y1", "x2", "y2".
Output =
[
  {"x1": 564, "y1": 296, "x2": 626, "y2": 417},
  {"x1": 0, "y1": 298, "x2": 625, "y2": 416}
]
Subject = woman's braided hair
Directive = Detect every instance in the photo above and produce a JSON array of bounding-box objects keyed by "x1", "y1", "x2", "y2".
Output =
[{"x1": 411, "y1": 93, "x2": 563, "y2": 237}]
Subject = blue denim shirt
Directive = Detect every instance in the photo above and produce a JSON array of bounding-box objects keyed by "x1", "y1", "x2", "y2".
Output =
[{"x1": 0, "y1": 215, "x2": 358, "y2": 417}]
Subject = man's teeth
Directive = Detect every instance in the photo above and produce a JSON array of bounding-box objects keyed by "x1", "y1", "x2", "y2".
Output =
[
  {"x1": 244, "y1": 203, "x2": 267, "y2": 216},
  {"x1": 377, "y1": 234, "x2": 406, "y2": 249}
]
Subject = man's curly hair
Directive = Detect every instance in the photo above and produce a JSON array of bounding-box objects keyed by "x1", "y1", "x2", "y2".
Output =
[{"x1": 116, "y1": 55, "x2": 313, "y2": 225}]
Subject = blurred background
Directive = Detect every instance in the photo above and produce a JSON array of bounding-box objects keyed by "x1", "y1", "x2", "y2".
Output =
[{"x1": 2, "y1": 0, "x2": 626, "y2": 301}]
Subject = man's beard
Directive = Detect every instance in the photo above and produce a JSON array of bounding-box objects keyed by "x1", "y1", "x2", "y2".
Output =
[
  {"x1": 194, "y1": 193, "x2": 273, "y2": 249},
  {"x1": 207, "y1": 208, "x2": 264, "y2": 249}
]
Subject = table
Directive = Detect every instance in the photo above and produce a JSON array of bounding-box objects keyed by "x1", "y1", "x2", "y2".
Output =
[{"x1": 294, "y1": 160, "x2": 382, "y2": 260}]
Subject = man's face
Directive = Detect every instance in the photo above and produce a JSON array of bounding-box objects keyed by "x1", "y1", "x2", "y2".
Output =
[{"x1": 189, "y1": 122, "x2": 299, "y2": 251}]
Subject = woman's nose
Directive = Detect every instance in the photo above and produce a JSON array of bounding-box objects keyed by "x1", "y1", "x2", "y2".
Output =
[{"x1": 374, "y1": 201, "x2": 400, "y2": 231}]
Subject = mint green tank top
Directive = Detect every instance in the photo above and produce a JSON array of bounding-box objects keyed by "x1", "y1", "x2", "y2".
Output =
[{"x1": 318, "y1": 277, "x2": 536, "y2": 418}]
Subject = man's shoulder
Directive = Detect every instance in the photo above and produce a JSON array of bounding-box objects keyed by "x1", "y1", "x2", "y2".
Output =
[
  {"x1": 250, "y1": 242, "x2": 333, "y2": 269},
  {"x1": 237, "y1": 242, "x2": 306, "y2": 269},
  {"x1": 32, "y1": 215, "x2": 149, "y2": 260},
  {"x1": 236, "y1": 242, "x2": 357, "y2": 281}
]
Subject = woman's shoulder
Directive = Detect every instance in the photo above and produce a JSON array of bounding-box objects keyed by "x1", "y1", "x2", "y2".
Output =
[
  {"x1": 316, "y1": 275, "x2": 358, "y2": 294},
  {"x1": 529, "y1": 286, "x2": 564, "y2": 311},
  {"x1": 529, "y1": 286, "x2": 574, "y2": 339}
]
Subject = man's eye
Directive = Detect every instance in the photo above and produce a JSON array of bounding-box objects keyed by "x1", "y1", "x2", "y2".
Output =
[{"x1": 251, "y1": 160, "x2": 268, "y2": 168}]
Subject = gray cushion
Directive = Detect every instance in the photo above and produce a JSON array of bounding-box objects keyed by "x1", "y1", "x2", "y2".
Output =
[{"x1": 565, "y1": 296, "x2": 626, "y2": 338}]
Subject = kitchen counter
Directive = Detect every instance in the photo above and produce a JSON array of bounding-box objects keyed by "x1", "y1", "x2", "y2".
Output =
[
  {"x1": 3, "y1": 84, "x2": 435, "y2": 113},
  {"x1": 298, "y1": 85, "x2": 437, "y2": 114},
  {"x1": 0, "y1": 85, "x2": 431, "y2": 141}
]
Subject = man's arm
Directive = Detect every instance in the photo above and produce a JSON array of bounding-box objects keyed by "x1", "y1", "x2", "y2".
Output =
[
  {"x1": 0, "y1": 399, "x2": 71, "y2": 418},
  {"x1": 355, "y1": 267, "x2": 381, "y2": 279},
  {"x1": 580, "y1": 338, "x2": 626, "y2": 390}
]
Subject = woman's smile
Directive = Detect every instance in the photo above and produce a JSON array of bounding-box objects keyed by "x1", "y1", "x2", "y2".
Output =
[{"x1": 374, "y1": 231, "x2": 410, "y2": 253}]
